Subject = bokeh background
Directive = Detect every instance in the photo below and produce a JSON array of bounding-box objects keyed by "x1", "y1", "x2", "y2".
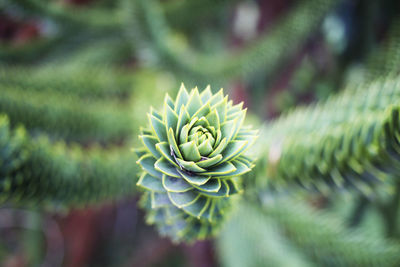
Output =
[{"x1": 1, "y1": 0, "x2": 400, "y2": 266}]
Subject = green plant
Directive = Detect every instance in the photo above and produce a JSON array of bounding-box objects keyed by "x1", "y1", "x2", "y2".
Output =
[
  {"x1": 0, "y1": 114, "x2": 137, "y2": 209},
  {"x1": 251, "y1": 75, "x2": 400, "y2": 195},
  {"x1": 126, "y1": 0, "x2": 339, "y2": 84},
  {"x1": 135, "y1": 84, "x2": 257, "y2": 242},
  {"x1": 0, "y1": 65, "x2": 136, "y2": 100},
  {"x1": 218, "y1": 199, "x2": 400, "y2": 267},
  {"x1": 0, "y1": 85, "x2": 133, "y2": 144},
  {"x1": 2, "y1": 0, "x2": 400, "y2": 265}
]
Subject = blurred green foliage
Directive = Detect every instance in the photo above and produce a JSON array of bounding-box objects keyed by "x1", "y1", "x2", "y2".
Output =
[{"x1": 1, "y1": 0, "x2": 400, "y2": 266}]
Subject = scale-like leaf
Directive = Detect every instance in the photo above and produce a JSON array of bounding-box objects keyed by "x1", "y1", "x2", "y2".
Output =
[
  {"x1": 137, "y1": 154, "x2": 162, "y2": 179},
  {"x1": 186, "y1": 88, "x2": 203, "y2": 116},
  {"x1": 151, "y1": 192, "x2": 171, "y2": 209},
  {"x1": 155, "y1": 158, "x2": 181, "y2": 178},
  {"x1": 155, "y1": 142, "x2": 179, "y2": 167},
  {"x1": 175, "y1": 83, "x2": 190, "y2": 113},
  {"x1": 168, "y1": 190, "x2": 199, "y2": 208},
  {"x1": 193, "y1": 178, "x2": 221, "y2": 192},
  {"x1": 208, "y1": 138, "x2": 227, "y2": 157},
  {"x1": 213, "y1": 96, "x2": 228, "y2": 123},
  {"x1": 178, "y1": 169, "x2": 211, "y2": 185},
  {"x1": 200, "y1": 180, "x2": 230, "y2": 197},
  {"x1": 193, "y1": 103, "x2": 211, "y2": 119},
  {"x1": 137, "y1": 173, "x2": 164, "y2": 192},
  {"x1": 221, "y1": 118, "x2": 238, "y2": 143},
  {"x1": 179, "y1": 141, "x2": 201, "y2": 162},
  {"x1": 168, "y1": 128, "x2": 183, "y2": 159},
  {"x1": 216, "y1": 160, "x2": 251, "y2": 178},
  {"x1": 165, "y1": 104, "x2": 178, "y2": 132},
  {"x1": 182, "y1": 196, "x2": 209, "y2": 218},
  {"x1": 198, "y1": 139, "x2": 213, "y2": 156},
  {"x1": 200, "y1": 85, "x2": 213, "y2": 102},
  {"x1": 149, "y1": 114, "x2": 168, "y2": 142},
  {"x1": 176, "y1": 158, "x2": 206, "y2": 172},
  {"x1": 176, "y1": 107, "x2": 190, "y2": 139},
  {"x1": 197, "y1": 154, "x2": 223, "y2": 168},
  {"x1": 163, "y1": 175, "x2": 193, "y2": 192},
  {"x1": 206, "y1": 109, "x2": 220, "y2": 130},
  {"x1": 209, "y1": 89, "x2": 224, "y2": 106},
  {"x1": 202, "y1": 161, "x2": 237, "y2": 176},
  {"x1": 220, "y1": 140, "x2": 248, "y2": 163},
  {"x1": 140, "y1": 135, "x2": 161, "y2": 158},
  {"x1": 165, "y1": 93, "x2": 175, "y2": 110}
]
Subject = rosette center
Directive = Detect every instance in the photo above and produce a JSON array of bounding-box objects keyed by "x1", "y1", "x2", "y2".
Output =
[
  {"x1": 188, "y1": 125, "x2": 215, "y2": 157},
  {"x1": 177, "y1": 117, "x2": 216, "y2": 163}
]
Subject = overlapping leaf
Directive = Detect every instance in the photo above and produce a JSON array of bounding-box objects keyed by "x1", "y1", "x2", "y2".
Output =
[
  {"x1": 252, "y1": 75, "x2": 400, "y2": 196},
  {"x1": 135, "y1": 84, "x2": 257, "y2": 242}
]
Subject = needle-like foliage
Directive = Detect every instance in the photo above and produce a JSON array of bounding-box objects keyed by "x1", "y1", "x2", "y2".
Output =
[{"x1": 135, "y1": 84, "x2": 257, "y2": 242}]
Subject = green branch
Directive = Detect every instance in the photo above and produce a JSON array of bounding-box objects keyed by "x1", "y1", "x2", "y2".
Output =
[
  {"x1": 252, "y1": 75, "x2": 400, "y2": 194},
  {"x1": 162, "y1": 0, "x2": 236, "y2": 32},
  {"x1": 218, "y1": 201, "x2": 311, "y2": 267},
  {"x1": 364, "y1": 19, "x2": 400, "y2": 81},
  {"x1": 0, "y1": 114, "x2": 137, "y2": 209},
  {"x1": 0, "y1": 85, "x2": 134, "y2": 144},
  {"x1": 9, "y1": 0, "x2": 122, "y2": 29},
  {"x1": 127, "y1": 0, "x2": 340, "y2": 82},
  {"x1": 262, "y1": 198, "x2": 400, "y2": 266},
  {"x1": 0, "y1": 65, "x2": 135, "y2": 100},
  {"x1": 0, "y1": 1, "x2": 127, "y2": 63}
]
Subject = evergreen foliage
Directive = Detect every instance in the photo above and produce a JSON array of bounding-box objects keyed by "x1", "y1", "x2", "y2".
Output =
[
  {"x1": 135, "y1": 84, "x2": 257, "y2": 242},
  {"x1": 126, "y1": 0, "x2": 340, "y2": 84},
  {"x1": 0, "y1": 65, "x2": 136, "y2": 99},
  {"x1": 219, "y1": 199, "x2": 400, "y2": 267},
  {"x1": 1, "y1": 0, "x2": 400, "y2": 265},
  {"x1": 0, "y1": 114, "x2": 137, "y2": 209},
  {"x1": 365, "y1": 19, "x2": 400, "y2": 81},
  {"x1": 253, "y1": 75, "x2": 400, "y2": 194},
  {"x1": 0, "y1": 85, "x2": 133, "y2": 144}
]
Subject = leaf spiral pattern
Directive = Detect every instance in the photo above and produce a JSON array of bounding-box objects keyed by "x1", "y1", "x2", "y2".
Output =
[{"x1": 135, "y1": 84, "x2": 257, "y2": 242}]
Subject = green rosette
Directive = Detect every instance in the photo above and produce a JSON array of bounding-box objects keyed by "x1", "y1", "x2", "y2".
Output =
[{"x1": 135, "y1": 84, "x2": 258, "y2": 242}]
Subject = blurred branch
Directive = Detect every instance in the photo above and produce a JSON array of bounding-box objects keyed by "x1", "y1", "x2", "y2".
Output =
[
  {"x1": 9, "y1": 0, "x2": 122, "y2": 29},
  {"x1": 0, "y1": 0, "x2": 128, "y2": 63},
  {"x1": 0, "y1": 115, "x2": 138, "y2": 210},
  {"x1": 162, "y1": 0, "x2": 236, "y2": 32},
  {"x1": 262, "y1": 197, "x2": 400, "y2": 266},
  {"x1": 0, "y1": 84, "x2": 134, "y2": 144},
  {"x1": 125, "y1": 0, "x2": 340, "y2": 84},
  {"x1": 364, "y1": 18, "x2": 400, "y2": 81},
  {"x1": 0, "y1": 64, "x2": 135, "y2": 100},
  {"x1": 218, "y1": 202, "x2": 311, "y2": 267},
  {"x1": 249, "y1": 74, "x2": 400, "y2": 195}
]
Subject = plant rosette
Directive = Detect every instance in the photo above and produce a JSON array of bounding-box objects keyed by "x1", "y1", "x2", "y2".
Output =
[{"x1": 135, "y1": 84, "x2": 258, "y2": 242}]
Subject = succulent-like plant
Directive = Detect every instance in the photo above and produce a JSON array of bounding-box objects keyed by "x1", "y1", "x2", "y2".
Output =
[{"x1": 135, "y1": 84, "x2": 258, "y2": 242}]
